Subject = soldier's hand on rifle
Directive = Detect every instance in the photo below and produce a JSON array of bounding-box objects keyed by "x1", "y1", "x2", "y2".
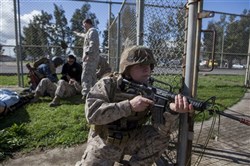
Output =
[
  {"x1": 129, "y1": 96, "x2": 154, "y2": 112},
  {"x1": 169, "y1": 94, "x2": 194, "y2": 114}
]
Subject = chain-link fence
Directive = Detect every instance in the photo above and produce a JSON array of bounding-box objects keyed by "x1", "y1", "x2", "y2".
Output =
[
  {"x1": 200, "y1": 11, "x2": 250, "y2": 70},
  {"x1": 109, "y1": 0, "x2": 187, "y2": 164},
  {"x1": 1, "y1": 0, "x2": 250, "y2": 165},
  {"x1": 106, "y1": 0, "x2": 250, "y2": 165},
  {"x1": 108, "y1": 0, "x2": 137, "y2": 72},
  {"x1": 109, "y1": 0, "x2": 186, "y2": 92},
  {"x1": 0, "y1": 0, "x2": 119, "y2": 86}
]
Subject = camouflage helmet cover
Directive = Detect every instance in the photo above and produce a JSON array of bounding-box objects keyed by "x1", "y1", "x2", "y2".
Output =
[{"x1": 119, "y1": 45, "x2": 156, "y2": 73}]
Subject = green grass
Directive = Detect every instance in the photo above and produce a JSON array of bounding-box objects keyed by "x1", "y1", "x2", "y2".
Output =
[
  {"x1": 154, "y1": 74, "x2": 246, "y2": 121},
  {"x1": 0, "y1": 74, "x2": 30, "y2": 87},
  {"x1": 0, "y1": 94, "x2": 89, "y2": 161},
  {"x1": 0, "y1": 75, "x2": 23, "y2": 86},
  {"x1": 0, "y1": 74, "x2": 247, "y2": 161},
  {"x1": 195, "y1": 75, "x2": 246, "y2": 121}
]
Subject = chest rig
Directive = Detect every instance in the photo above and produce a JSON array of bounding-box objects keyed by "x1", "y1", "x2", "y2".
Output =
[{"x1": 107, "y1": 76, "x2": 151, "y2": 132}]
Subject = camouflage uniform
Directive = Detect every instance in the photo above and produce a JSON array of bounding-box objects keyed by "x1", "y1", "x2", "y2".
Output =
[
  {"x1": 35, "y1": 78, "x2": 82, "y2": 99},
  {"x1": 76, "y1": 46, "x2": 180, "y2": 166},
  {"x1": 28, "y1": 57, "x2": 64, "y2": 91},
  {"x1": 74, "y1": 24, "x2": 100, "y2": 97}
]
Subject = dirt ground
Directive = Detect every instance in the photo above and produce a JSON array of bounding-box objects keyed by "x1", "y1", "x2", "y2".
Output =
[{"x1": 1, "y1": 144, "x2": 87, "y2": 166}]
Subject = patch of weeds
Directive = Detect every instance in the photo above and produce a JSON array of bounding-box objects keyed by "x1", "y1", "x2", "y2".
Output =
[{"x1": 0, "y1": 123, "x2": 29, "y2": 161}]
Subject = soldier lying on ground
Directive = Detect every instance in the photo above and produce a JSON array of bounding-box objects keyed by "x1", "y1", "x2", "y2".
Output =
[
  {"x1": 75, "y1": 45, "x2": 193, "y2": 166},
  {"x1": 0, "y1": 89, "x2": 33, "y2": 116}
]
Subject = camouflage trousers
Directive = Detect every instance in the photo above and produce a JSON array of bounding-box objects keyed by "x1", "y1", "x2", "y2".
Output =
[
  {"x1": 75, "y1": 125, "x2": 170, "y2": 166},
  {"x1": 36, "y1": 78, "x2": 78, "y2": 98},
  {"x1": 81, "y1": 61, "x2": 98, "y2": 96}
]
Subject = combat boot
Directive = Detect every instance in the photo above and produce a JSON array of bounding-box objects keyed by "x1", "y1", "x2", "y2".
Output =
[
  {"x1": 30, "y1": 92, "x2": 41, "y2": 103},
  {"x1": 49, "y1": 96, "x2": 60, "y2": 107}
]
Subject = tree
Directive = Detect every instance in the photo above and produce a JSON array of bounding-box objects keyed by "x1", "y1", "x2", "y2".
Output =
[
  {"x1": 107, "y1": 14, "x2": 118, "y2": 69},
  {"x1": 120, "y1": 5, "x2": 137, "y2": 49},
  {"x1": 203, "y1": 17, "x2": 227, "y2": 61},
  {"x1": 145, "y1": 6, "x2": 185, "y2": 63},
  {"x1": 167, "y1": 7, "x2": 186, "y2": 59},
  {"x1": 203, "y1": 9, "x2": 250, "y2": 68},
  {"x1": 102, "y1": 13, "x2": 115, "y2": 53},
  {"x1": 22, "y1": 11, "x2": 53, "y2": 60},
  {"x1": 51, "y1": 4, "x2": 71, "y2": 57},
  {"x1": 146, "y1": 16, "x2": 170, "y2": 61},
  {"x1": 21, "y1": 3, "x2": 100, "y2": 61},
  {"x1": 240, "y1": 10, "x2": 250, "y2": 64}
]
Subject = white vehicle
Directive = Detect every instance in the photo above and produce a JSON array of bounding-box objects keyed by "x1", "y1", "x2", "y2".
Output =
[
  {"x1": 199, "y1": 60, "x2": 207, "y2": 67},
  {"x1": 232, "y1": 64, "x2": 245, "y2": 69}
]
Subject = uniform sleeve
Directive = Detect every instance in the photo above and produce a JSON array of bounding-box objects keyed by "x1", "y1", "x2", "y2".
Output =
[
  {"x1": 74, "y1": 31, "x2": 86, "y2": 38},
  {"x1": 73, "y1": 82, "x2": 82, "y2": 93},
  {"x1": 85, "y1": 78, "x2": 132, "y2": 125}
]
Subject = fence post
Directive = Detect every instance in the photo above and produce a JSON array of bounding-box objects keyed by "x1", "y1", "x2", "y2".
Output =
[
  {"x1": 108, "y1": 0, "x2": 112, "y2": 64},
  {"x1": 177, "y1": 0, "x2": 199, "y2": 165},
  {"x1": 14, "y1": 0, "x2": 22, "y2": 87},
  {"x1": 17, "y1": 0, "x2": 24, "y2": 87},
  {"x1": 136, "y1": 0, "x2": 144, "y2": 45},
  {"x1": 245, "y1": 33, "x2": 250, "y2": 87},
  {"x1": 115, "y1": 13, "x2": 121, "y2": 72}
]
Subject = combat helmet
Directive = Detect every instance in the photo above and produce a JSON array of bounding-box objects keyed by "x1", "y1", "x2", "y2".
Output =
[
  {"x1": 52, "y1": 56, "x2": 64, "y2": 67},
  {"x1": 119, "y1": 45, "x2": 156, "y2": 74}
]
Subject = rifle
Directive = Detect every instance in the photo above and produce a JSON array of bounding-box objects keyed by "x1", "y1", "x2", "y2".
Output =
[
  {"x1": 122, "y1": 78, "x2": 250, "y2": 126},
  {"x1": 26, "y1": 63, "x2": 42, "y2": 90}
]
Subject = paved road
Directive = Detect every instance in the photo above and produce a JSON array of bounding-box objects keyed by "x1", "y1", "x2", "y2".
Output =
[
  {"x1": 0, "y1": 62, "x2": 247, "y2": 75},
  {"x1": 0, "y1": 62, "x2": 62, "y2": 74}
]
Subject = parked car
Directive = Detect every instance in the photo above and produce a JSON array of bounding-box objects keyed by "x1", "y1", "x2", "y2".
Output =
[
  {"x1": 199, "y1": 59, "x2": 208, "y2": 67},
  {"x1": 232, "y1": 64, "x2": 245, "y2": 69}
]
